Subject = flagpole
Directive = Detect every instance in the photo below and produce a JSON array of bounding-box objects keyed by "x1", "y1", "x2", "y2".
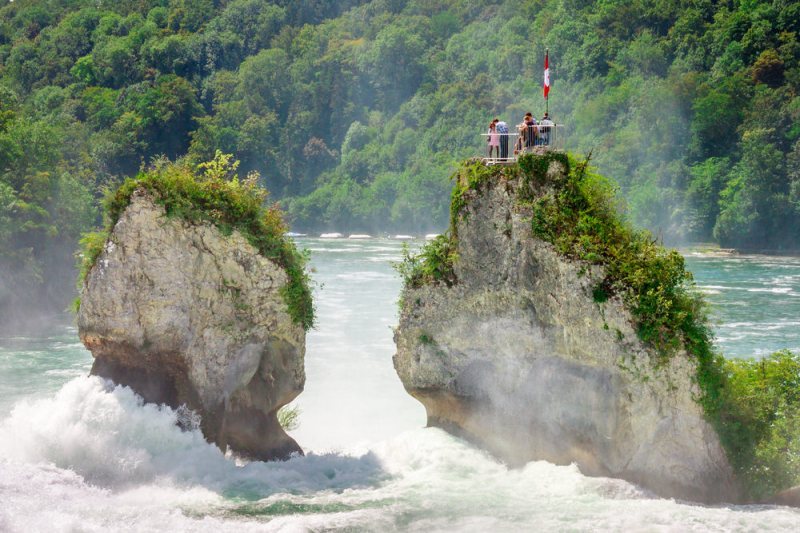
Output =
[{"x1": 545, "y1": 48, "x2": 549, "y2": 116}]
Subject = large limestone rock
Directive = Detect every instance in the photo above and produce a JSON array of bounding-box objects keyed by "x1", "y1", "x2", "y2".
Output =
[
  {"x1": 394, "y1": 161, "x2": 737, "y2": 503},
  {"x1": 78, "y1": 189, "x2": 305, "y2": 460}
]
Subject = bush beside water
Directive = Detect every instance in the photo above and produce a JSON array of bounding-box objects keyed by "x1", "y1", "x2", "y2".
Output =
[
  {"x1": 718, "y1": 352, "x2": 800, "y2": 500},
  {"x1": 398, "y1": 153, "x2": 800, "y2": 500},
  {"x1": 76, "y1": 152, "x2": 314, "y2": 330}
]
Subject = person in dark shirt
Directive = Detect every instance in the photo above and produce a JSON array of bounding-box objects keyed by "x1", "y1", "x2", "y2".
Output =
[
  {"x1": 524, "y1": 112, "x2": 537, "y2": 148},
  {"x1": 496, "y1": 119, "x2": 509, "y2": 159}
]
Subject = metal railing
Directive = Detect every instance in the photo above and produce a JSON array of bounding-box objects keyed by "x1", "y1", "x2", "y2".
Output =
[{"x1": 480, "y1": 123, "x2": 564, "y2": 164}]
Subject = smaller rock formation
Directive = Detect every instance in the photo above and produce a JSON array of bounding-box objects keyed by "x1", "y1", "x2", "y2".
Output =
[
  {"x1": 394, "y1": 155, "x2": 738, "y2": 503},
  {"x1": 769, "y1": 486, "x2": 800, "y2": 507},
  {"x1": 79, "y1": 188, "x2": 306, "y2": 460}
]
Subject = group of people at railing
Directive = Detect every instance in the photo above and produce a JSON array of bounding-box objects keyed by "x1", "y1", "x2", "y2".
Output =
[{"x1": 486, "y1": 112, "x2": 555, "y2": 159}]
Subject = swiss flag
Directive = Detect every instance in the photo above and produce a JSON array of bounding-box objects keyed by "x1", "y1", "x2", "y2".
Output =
[{"x1": 543, "y1": 50, "x2": 550, "y2": 99}]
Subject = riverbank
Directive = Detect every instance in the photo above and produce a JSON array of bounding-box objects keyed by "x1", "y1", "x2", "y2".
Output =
[{"x1": 681, "y1": 243, "x2": 800, "y2": 258}]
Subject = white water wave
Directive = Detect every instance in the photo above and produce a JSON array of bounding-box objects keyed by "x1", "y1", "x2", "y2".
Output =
[
  {"x1": 1, "y1": 377, "x2": 799, "y2": 531},
  {"x1": 335, "y1": 271, "x2": 395, "y2": 281},
  {"x1": 746, "y1": 287, "x2": 796, "y2": 295},
  {"x1": 700, "y1": 288, "x2": 722, "y2": 295}
]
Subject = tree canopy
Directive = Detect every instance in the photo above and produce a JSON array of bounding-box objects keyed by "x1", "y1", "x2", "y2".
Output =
[{"x1": 1, "y1": 0, "x2": 799, "y2": 318}]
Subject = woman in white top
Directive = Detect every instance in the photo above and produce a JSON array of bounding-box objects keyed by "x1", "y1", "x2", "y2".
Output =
[{"x1": 487, "y1": 121, "x2": 500, "y2": 158}]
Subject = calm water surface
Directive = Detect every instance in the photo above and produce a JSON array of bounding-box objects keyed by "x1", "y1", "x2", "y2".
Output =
[{"x1": 1, "y1": 240, "x2": 799, "y2": 531}]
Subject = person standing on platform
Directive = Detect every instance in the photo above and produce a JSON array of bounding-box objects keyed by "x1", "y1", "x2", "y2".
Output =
[
  {"x1": 540, "y1": 112, "x2": 554, "y2": 146},
  {"x1": 524, "y1": 112, "x2": 537, "y2": 148},
  {"x1": 487, "y1": 120, "x2": 500, "y2": 158},
  {"x1": 496, "y1": 119, "x2": 509, "y2": 160}
]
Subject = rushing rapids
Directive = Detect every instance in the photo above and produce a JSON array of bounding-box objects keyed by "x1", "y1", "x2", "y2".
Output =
[{"x1": 1, "y1": 240, "x2": 799, "y2": 529}]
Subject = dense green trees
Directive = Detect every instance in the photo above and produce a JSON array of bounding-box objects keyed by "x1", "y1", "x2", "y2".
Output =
[
  {"x1": 717, "y1": 350, "x2": 800, "y2": 500},
  {"x1": 1, "y1": 0, "x2": 799, "y2": 320}
]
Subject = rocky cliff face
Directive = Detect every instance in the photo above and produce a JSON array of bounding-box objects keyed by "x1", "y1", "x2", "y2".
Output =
[
  {"x1": 394, "y1": 159, "x2": 737, "y2": 503},
  {"x1": 78, "y1": 189, "x2": 305, "y2": 460}
]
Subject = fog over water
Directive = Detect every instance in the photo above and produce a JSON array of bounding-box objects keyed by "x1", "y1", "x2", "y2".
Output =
[{"x1": 1, "y1": 240, "x2": 799, "y2": 531}]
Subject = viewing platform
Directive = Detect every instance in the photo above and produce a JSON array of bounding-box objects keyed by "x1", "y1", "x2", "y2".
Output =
[{"x1": 481, "y1": 123, "x2": 565, "y2": 165}]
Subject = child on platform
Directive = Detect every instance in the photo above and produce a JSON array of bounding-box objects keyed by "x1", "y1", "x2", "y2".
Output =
[{"x1": 487, "y1": 120, "x2": 500, "y2": 158}]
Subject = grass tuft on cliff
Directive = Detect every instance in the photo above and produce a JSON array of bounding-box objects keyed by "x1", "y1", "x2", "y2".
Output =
[
  {"x1": 395, "y1": 235, "x2": 457, "y2": 289},
  {"x1": 278, "y1": 404, "x2": 301, "y2": 432},
  {"x1": 76, "y1": 152, "x2": 314, "y2": 330},
  {"x1": 400, "y1": 152, "x2": 800, "y2": 500}
]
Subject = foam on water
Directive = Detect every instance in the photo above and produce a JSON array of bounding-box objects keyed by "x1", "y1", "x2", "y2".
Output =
[{"x1": 1, "y1": 376, "x2": 799, "y2": 531}]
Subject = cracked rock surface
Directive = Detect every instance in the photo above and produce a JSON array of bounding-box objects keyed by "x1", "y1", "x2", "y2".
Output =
[
  {"x1": 394, "y1": 166, "x2": 737, "y2": 503},
  {"x1": 78, "y1": 189, "x2": 304, "y2": 460}
]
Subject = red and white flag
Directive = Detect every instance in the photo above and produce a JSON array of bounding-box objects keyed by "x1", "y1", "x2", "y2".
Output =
[{"x1": 543, "y1": 50, "x2": 550, "y2": 99}]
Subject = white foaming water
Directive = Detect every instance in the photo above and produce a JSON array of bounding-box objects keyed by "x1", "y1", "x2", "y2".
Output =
[
  {"x1": 4, "y1": 377, "x2": 800, "y2": 531},
  {"x1": 1, "y1": 241, "x2": 800, "y2": 531}
]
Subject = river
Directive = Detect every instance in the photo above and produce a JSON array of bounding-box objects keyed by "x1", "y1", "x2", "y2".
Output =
[{"x1": 1, "y1": 239, "x2": 799, "y2": 531}]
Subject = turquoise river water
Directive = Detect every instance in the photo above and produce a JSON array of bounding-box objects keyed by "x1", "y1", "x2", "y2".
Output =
[{"x1": 1, "y1": 239, "x2": 799, "y2": 531}]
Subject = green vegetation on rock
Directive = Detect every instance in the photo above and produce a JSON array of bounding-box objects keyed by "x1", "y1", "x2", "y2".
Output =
[
  {"x1": 525, "y1": 153, "x2": 711, "y2": 360},
  {"x1": 278, "y1": 404, "x2": 301, "y2": 432},
  {"x1": 395, "y1": 234, "x2": 457, "y2": 289},
  {"x1": 407, "y1": 152, "x2": 711, "y2": 359},
  {"x1": 400, "y1": 152, "x2": 800, "y2": 500},
  {"x1": 77, "y1": 152, "x2": 314, "y2": 330}
]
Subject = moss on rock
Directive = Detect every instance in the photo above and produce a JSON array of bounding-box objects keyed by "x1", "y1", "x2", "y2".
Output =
[
  {"x1": 77, "y1": 152, "x2": 314, "y2": 330},
  {"x1": 399, "y1": 152, "x2": 800, "y2": 501}
]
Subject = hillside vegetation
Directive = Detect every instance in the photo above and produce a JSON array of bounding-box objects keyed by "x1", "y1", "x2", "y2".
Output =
[{"x1": 1, "y1": 0, "x2": 799, "y2": 317}]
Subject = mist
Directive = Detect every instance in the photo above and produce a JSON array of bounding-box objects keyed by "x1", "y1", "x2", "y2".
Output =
[{"x1": 0, "y1": 239, "x2": 79, "y2": 334}]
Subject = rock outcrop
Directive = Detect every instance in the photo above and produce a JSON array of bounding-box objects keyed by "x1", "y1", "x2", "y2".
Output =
[
  {"x1": 394, "y1": 158, "x2": 737, "y2": 503},
  {"x1": 78, "y1": 189, "x2": 305, "y2": 460},
  {"x1": 769, "y1": 486, "x2": 800, "y2": 507}
]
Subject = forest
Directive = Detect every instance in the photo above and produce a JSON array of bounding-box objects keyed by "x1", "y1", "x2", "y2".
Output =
[{"x1": 1, "y1": 0, "x2": 799, "y2": 319}]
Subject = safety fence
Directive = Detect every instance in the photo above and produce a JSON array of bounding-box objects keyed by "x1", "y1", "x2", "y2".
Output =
[{"x1": 480, "y1": 123, "x2": 564, "y2": 164}]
